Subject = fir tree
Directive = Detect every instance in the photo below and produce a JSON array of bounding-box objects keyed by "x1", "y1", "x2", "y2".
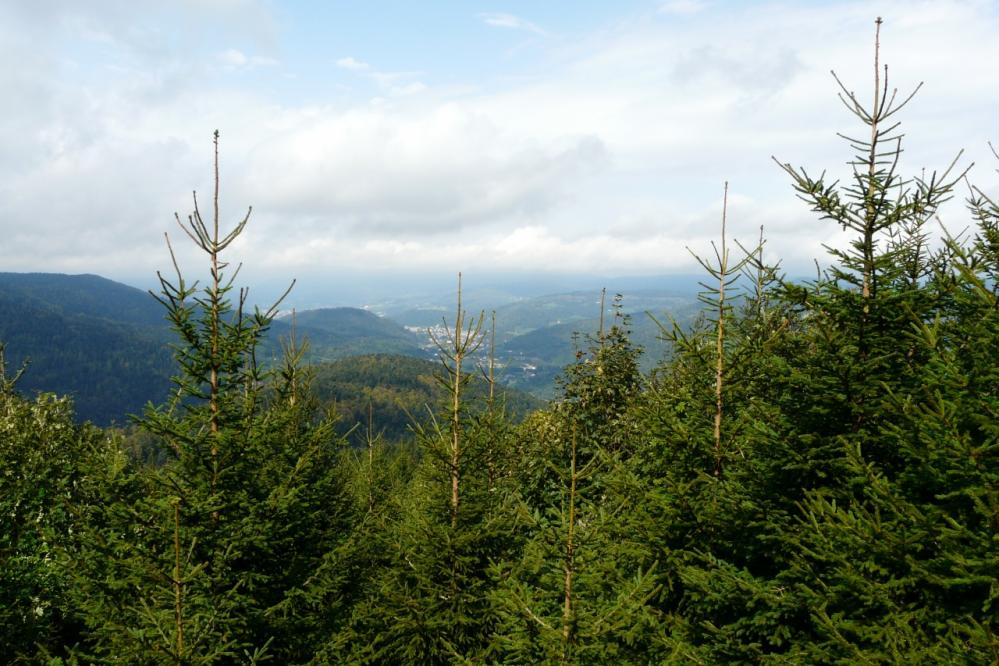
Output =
[
  {"x1": 493, "y1": 304, "x2": 659, "y2": 664},
  {"x1": 67, "y1": 131, "x2": 351, "y2": 664},
  {"x1": 326, "y1": 276, "x2": 520, "y2": 664}
]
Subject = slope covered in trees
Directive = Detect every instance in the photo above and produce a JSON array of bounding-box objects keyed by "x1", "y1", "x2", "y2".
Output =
[
  {"x1": 2, "y1": 20, "x2": 998, "y2": 664},
  {"x1": 271, "y1": 307, "x2": 426, "y2": 361},
  {"x1": 0, "y1": 278, "x2": 430, "y2": 424},
  {"x1": 0, "y1": 274, "x2": 175, "y2": 424},
  {"x1": 312, "y1": 353, "x2": 543, "y2": 445}
]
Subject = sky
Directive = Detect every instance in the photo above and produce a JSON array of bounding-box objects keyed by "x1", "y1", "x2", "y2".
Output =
[{"x1": 2, "y1": 0, "x2": 999, "y2": 304}]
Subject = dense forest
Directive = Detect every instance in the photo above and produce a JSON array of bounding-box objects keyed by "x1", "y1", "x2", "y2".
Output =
[
  {"x1": 0, "y1": 275, "x2": 444, "y2": 426},
  {"x1": 2, "y1": 22, "x2": 998, "y2": 664}
]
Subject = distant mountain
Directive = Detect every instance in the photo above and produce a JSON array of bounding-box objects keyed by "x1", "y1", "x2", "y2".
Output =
[
  {"x1": 497, "y1": 307, "x2": 698, "y2": 397},
  {"x1": 368, "y1": 273, "x2": 704, "y2": 322},
  {"x1": 0, "y1": 273, "x2": 174, "y2": 425},
  {"x1": 271, "y1": 307, "x2": 426, "y2": 361},
  {"x1": 311, "y1": 354, "x2": 543, "y2": 445},
  {"x1": 490, "y1": 289, "x2": 697, "y2": 341},
  {"x1": 0, "y1": 276, "x2": 430, "y2": 425},
  {"x1": 388, "y1": 307, "x2": 450, "y2": 329},
  {"x1": 394, "y1": 288, "x2": 703, "y2": 398},
  {"x1": 0, "y1": 272, "x2": 702, "y2": 423},
  {"x1": 0, "y1": 272, "x2": 168, "y2": 329}
]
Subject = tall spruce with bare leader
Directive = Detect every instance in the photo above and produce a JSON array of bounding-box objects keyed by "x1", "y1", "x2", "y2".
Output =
[
  {"x1": 67, "y1": 131, "x2": 351, "y2": 663},
  {"x1": 650, "y1": 18, "x2": 980, "y2": 661},
  {"x1": 630, "y1": 184, "x2": 786, "y2": 662},
  {"x1": 326, "y1": 275, "x2": 523, "y2": 664},
  {"x1": 770, "y1": 140, "x2": 999, "y2": 661},
  {"x1": 492, "y1": 301, "x2": 660, "y2": 663},
  {"x1": 757, "y1": 105, "x2": 999, "y2": 662}
]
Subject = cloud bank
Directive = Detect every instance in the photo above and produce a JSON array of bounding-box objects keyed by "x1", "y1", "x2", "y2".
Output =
[{"x1": 0, "y1": 0, "x2": 997, "y2": 286}]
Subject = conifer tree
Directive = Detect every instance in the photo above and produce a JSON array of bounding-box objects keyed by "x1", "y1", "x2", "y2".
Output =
[
  {"x1": 492, "y1": 304, "x2": 660, "y2": 664},
  {"x1": 326, "y1": 276, "x2": 520, "y2": 664},
  {"x1": 0, "y1": 346, "x2": 120, "y2": 662},
  {"x1": 633, "y1": 184, "x2": 790, "y2": 661},
  {"x1": 769, "y1": 152, "x2": 999, "y2": 662},
  {"x1": 654, "y1": 17, "x2": 978, "y2": 661},
  {"x1": 67, "y1": 131, "x2": 351, "y2": 664}
]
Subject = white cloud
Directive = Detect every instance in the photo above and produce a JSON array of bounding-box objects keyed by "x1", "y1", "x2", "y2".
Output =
[
  {"x1": 479, "y1": 12, "x2": 547, "y2": 35},
  {"x1": 336, "y1": 56, "x2": 370, "y2": 71},
  {"x1": 220, "y1": 48, "x2": 248, "y2": 66},
  {"x1": 337, "y1": 57, "x2": 426, "y2": 96},
  {"x1": 389, "y1": 81, "x2": 428, "y2": 97},
  {"x1": 3, "y1": 0, "x2": 999, "y2": 284},
  {"x1": 659, "y1": 0, "x2": 707, "y2": 15},
  {"x1": 370, "y1": 70, "x2": 423, "y2": 89},
  {"x1": 218, "y1": 48, "x2": 277, "y2": 68},
  {"x1": 241, "y1": 104, "x2": 608, "y2": 233}
]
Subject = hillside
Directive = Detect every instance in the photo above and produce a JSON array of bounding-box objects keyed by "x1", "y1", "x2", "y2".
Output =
[
  {"x1": 311, "y1": 353, "x2": 543, "y2": 444},
  {"x1": 497, "y1": 305, "x2": 700, "y2": 396},
  {"x1": 0, "y1": 272, "x2": 169, "y2": 329},
  {"x1": 0, "y1": 273, "x2": 693, "y2": 422},
  {"x1": 490, "y1": 289, "x2": 697, "y2": 341},
  {"x1": 272, "y1": 307, "x2": 425, "y2": 361},
  {"x1": 0, "y1": 276, "x2": 433, "y2": 424},
  {"x1": 0, "y1": 273, "x2": 175, "y2": 424},
  {"x1": 402, "y1": 289, "x2": 702, "y2": 397}
]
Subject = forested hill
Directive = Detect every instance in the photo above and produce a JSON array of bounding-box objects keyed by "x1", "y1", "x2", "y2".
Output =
[
  {"x1": 311, "y1": 353, "x2": 543, "y2": 444},
  {"x1": 0, "y1": 274, "x2": 432, "y2": 424},
  {"x1": 0, "y1": 272, "x2": 168, "y2": 328},
  {"x1": 0, "y1": 273, "x2": 174, "y2": 425},
  {"x1": 0, "y1": 272, "x2": 694, "y2": 423},
  {"x1": 271, "y1": 307, "x2": 425, "y2": 361}
]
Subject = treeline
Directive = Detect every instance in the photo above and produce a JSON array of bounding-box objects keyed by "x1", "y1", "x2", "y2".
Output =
[{"x1": 3, "y1": 25, "x2": 999, "y2": 664}]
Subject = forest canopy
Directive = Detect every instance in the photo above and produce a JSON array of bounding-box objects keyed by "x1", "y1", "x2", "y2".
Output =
[{"x1": 1, "y1": 18, "x2": 998, "y2": 665}]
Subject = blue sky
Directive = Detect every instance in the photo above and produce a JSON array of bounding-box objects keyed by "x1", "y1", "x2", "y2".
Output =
[{"x1": 2, "y1": 0, "x2": 998, "y2": 302}]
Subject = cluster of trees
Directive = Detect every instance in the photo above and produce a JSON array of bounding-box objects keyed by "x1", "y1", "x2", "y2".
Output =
[
  {"x1": 309, "y1": 353, "x2": 541, "y2": 445},
  {"x1": 2, "y1": 23, "x2": 998, "y2": 664}
]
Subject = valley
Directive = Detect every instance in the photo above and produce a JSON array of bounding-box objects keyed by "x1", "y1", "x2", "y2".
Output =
[{"x1": 1, "y1": 271, "x2": 701, "y2": 424}]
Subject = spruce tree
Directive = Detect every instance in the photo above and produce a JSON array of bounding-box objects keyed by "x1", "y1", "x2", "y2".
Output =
[
  {"x1": 656, "y1": 17, "x2": 978, "y2": 662},
  {"x1": 0, "y1": 346, "x2": 120, "y2": 662},
  {"x1": 492, "y1": 304, "x2": 660, "y2": 664},
  {"x1": 67, "y1": 131, "x2": 351, "y2": 664},
  {"x1": 326, "y1": 276, "x2": 520, "y2": 664},
  {"x1": 635, "y1": 186, "x2": 791, "y2": 661},
  {"x1": 771, "y1": 153, "x2": 999, "y2": 663}
]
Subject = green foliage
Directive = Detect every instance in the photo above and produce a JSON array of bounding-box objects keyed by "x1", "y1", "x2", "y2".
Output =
[
  {"x1": 62, "y1": 133, "x2": 354, "y2": 664},
  {"x1": 4, "y1": 20, "x2": 999, "y2": 664},
  {"x1": 321, "y1": 279, "x2": 525, "y2": 665},
  {"x1": 311, "y1": 353, "x2": 541, "y2": 445},
  {"x1": 635, "y1": 19, "x2": 998, "y2": 664},
  {"x1": 0, "y1": 348, "x2": 118, "y2": 662},
  {"x1": 0, "y1": 278, "x2": 175, "y2": 425},
  {"x1": 491, "y1": 314, "x2": 661, "y2": 664}
]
